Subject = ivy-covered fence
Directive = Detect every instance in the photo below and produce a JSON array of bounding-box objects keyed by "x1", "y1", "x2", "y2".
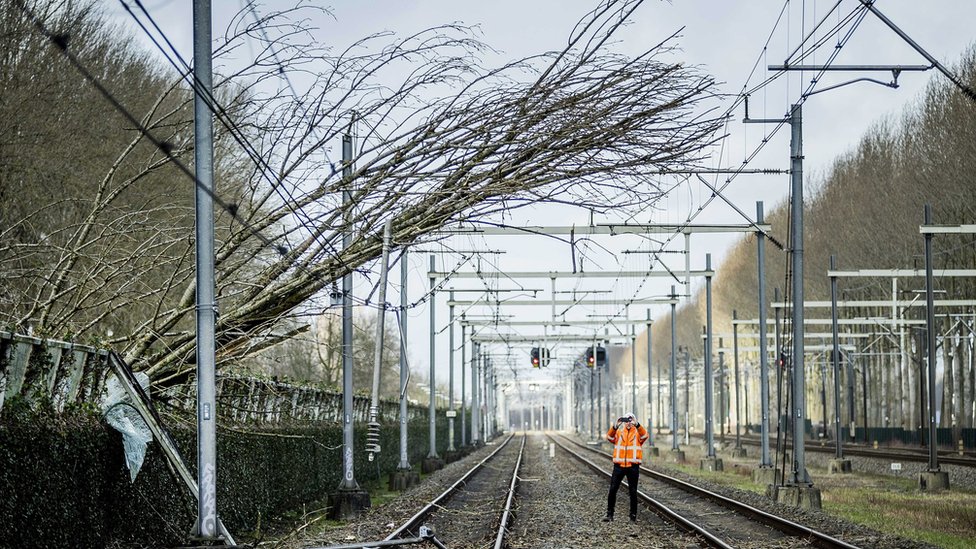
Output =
[
  {"x1": 0, "y1": 331, "x2": 110, "y2": 413},
  {"x1": 0, "y1": 332, "x2": 466, "y2": 548}
]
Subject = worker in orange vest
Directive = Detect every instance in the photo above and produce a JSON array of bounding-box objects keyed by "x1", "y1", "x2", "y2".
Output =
[{"x1": 603, "y1": 412, "x2": 648, "y2": 522}]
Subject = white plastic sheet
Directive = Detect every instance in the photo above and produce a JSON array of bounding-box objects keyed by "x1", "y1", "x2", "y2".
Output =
[{"x1": 101, "y1": 373, "x2": 153, "y2": 482}]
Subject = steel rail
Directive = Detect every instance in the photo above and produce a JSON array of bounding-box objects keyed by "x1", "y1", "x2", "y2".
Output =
[
  {"x1": 736, "y1": 434, "x2": 976, "y2": 467},
  {"x1": 492, "y1": 435, "x2": 527, "y2": 549},
  {"x1": 547, "y1": 435, "x2": 734, "y2": 549},
  {"x1": 558, "y1": 435, "x2": 861, "y2": 549},
  {"x1": 383, "y1": 433, "x2": 517, "y2": 543}
]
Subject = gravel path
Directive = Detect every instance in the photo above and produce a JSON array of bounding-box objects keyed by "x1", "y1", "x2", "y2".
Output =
[
  {"x1": 507, "y1": 434, "x2": 704, "y2": 549},
  {"x1": 422, "y1": 435, "x2": 523, "y2": 548}
]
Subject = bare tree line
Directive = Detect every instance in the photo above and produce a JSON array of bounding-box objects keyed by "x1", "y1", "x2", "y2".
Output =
[
  {"x1": 642, "y1": 47, "x2": 976, "y2": 436},
  {"x1": 0, "y1": 0, "x2": 723, "y2": 386}
]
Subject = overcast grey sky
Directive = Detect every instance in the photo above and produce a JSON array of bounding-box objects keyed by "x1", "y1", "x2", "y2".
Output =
[{"x1": 106, "y1": 1, "x2": 976, "y2": 387}]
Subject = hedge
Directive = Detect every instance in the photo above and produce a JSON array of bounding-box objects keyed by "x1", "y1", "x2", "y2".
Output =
[{"x1": 0, "y1": 398, "x2": 461, "y2": 547}]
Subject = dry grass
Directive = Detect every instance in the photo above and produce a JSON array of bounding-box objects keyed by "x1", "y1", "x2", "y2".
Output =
[{"x1": 823, "y1": 484, "x2": 976, "y2": 549}]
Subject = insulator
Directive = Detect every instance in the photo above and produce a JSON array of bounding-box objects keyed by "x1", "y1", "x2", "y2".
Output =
[{"x1": 365, "y1": 421, "x2": 382, "y2": 456}]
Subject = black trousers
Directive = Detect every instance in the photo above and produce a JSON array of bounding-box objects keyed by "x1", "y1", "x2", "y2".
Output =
[{"x1": 606, "y1": 463, "x2": 639, "y2": 517}]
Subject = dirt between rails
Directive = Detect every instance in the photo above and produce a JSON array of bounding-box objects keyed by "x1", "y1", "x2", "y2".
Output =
[
  {"x1": 507, "y1": 434, "x2": 704, "y2": 549},
  {"x1": 420, "y1": 436, "x2": 523, "y2": 548}
]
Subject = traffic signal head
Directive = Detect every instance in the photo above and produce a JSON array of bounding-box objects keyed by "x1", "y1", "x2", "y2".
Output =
[
  {"x1": 585, "y1": 348, "x2": 595, "y2": 367},
  {"x1": 777, "y1": 352, "x2": 788, "y2": 369},
  {"x1": 531, "y1": 347, "x2": 540, "y2": 368},
  {"x1": 595, "y1": 346, "x2": 607, "y2": 368}
]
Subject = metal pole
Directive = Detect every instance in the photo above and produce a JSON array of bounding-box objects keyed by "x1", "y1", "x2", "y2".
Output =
[
  {"x1": 923, "y1": 205, "x2": 940, "y2": 472},
  {"x1": 192, "y1": 0, "x2": 217, "y2": 537},
  {"x1": 684, "y1": 348, "x2": 690, "y2": 444},
  {"x1": 471, "y1": 342, "x2": 480, "y2": 444},
  {"x1": 830, "y1": 255, "x2": 843, "y2": 459},
  {"x1": 646, "y1": 309, "x2": 653, "y2": 442},
  {"x1": 789, "y1": 103, "x2": 810, "y2": 485},
  {"x1": 631, "y1": 325, "x2": 637, "y2": 413},
  {"x1": 757, "y1": 202, "x2": 772, "y2": 466},
  {"x1": 460, "y1": 323, "x2": 467, "y2": 446},
  {"x1": 448, "y1": 291, "x2": 456, "y2": 452},
  {"x1": 428, "y1": 255, "x2": 439, "y2": 458},
  {"x1": 398, "y1": 250, "x2": 410, "y2": 470},
  {"x1": 339, "y1": 129, "x2": 358, "y2": 491},
  {"x1": 589, "y1": 360, "x2": 595, "y2": 439},
  {"x1": 734, "y1": 310, "x2": 742, "y2": 450},
  {"x1": 774, "y1": 287, "x2": 783, "y2": 460},
  {"x1": 367, "y1": 221, "x2": 393, "y2": 461},
  {"x1": 704, "y1": 254, "x2": 715, "y2": 457},
  {"x1": 718, "y1": 342, "x2": 725, "y2": 444},
  {"x1": 670, "y1": 285, "x2": 679, "y2": 450},
  {"x1": 657, "y1": 334, "x2": 662, "y2": 434},
  {"x1": 597, "y1": 361, "x2": 603, "y2": 428},
  {"x1": 604, "y1": 335, "x2": 611, "y2": 430}
]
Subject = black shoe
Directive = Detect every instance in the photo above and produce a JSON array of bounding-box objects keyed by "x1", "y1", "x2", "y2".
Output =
[
  {"x1": 629, "y1": 514, "x2": 637, "y2": 522},
  {"x1": 602, "y1": 515, "x2": 613, "y2": 522}
]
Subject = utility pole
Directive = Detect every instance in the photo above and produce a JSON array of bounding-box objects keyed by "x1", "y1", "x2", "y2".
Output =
[
  {"x1": 329, "y1": 120, "x2": 369, "y2": 519},
  {"x1": 718, "y1": 341, "x2": 725, "y2": 445},
  {"x1": 788, "y1": 103, "x2": 811, "y2": 490},
  {"x1": 756, "y1": 202, "x2": 774, "y2": 477},
  {"x1": 630, "y1": 324, "x2": 637, "y2": 414},
  {"x1": 669, "y1": 286, "x2": 684, "y2": 461},
  {"x1": 702, "y1": 254, "x2": 721, "y2": 470},
  {"x1": 732, "y1": 310, "x2": 746, "y2": 458},
  {"x1": 424, "y1": 256, "x2": 443, "y2": 472},
  {"x1": 471, "y1": 342, "x2": 481, "y2": 445},
  {"x1": 191, "y1": 0, "x2": 223, "y2": 540},
  {"x1": 646, "y1": 309, "x2": 655, "y2": 450},
  {"x1": 460, "y1": 322, "x2": 467, "y2": 446},
  {"x1": 448, "y1": 291, "x2": 456, "y2": 454},
  {"x1": 920, "y1": 205, "x2": 950, "y2": 490},
  {"x1": 391, "y1": 247, "x2": 418, "y2": 490},
  {"x1": 828, "y1": 255, "x2": 852, "y2": 474}
]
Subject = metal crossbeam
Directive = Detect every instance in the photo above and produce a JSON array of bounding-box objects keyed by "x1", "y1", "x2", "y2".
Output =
[
  {"x1": 463, "y1": 319, "x2": 652, "y2": 327},
  {"x1": 827, "y1": 269, "x2": 976, "y2": 278},
  {"x1": 771, "y1": 299, "x2": 976, "y2": 308},
  {"x1": 448, "y1": 298, "x2": 678, "y2": 307},
  {"x1": 714, "y1": 344, "x2": 857, "y2": 353},
  {"x1": 706, "y1": 331, "x2": 873, "y2": 339},
  {"x1": 733, "y1": 318, "x2": 926, "y2": 326},
  {"x1": 432, "y1": 270, "x2": 713, "y2": 279},
  {"x1": 920, "y1": 224, "x2": 976, "y2": 234},
  {"x1": 434, "y1": 223, "x2": 770, "y2": 236}
]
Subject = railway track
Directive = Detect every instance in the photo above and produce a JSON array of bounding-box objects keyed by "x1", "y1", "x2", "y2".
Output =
[
  {"x1": 315, "y1": 433, "x2": 525, "y2": 549},
  {"x1": 733, "y1": 433, "x2": 976, "y2": 467},
  {"x1": 551, "y1": 434, "x2": 861, "y2": 549}
]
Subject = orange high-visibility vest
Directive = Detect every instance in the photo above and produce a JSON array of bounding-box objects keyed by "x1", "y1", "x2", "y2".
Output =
[{"x1": 606, "y1": 423, "x2": 648, "y2": 467}]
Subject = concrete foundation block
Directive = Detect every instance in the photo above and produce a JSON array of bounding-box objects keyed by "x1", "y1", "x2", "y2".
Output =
[
  {"x1": 389, "y1": 468, "x2": 421, "y2": 491},
  {"x1": 729, "y1": 447, "x2": 747, "y2": 459},
  {"x1": 918, "y1": 470, "x2": 950, "y2": 491},
  {"x1": 421, "y1": 456, "x2": 445, "y2": 473},
  {"x1": 828, "y1": 458, "x2": 852, "y2": 474},
  {"x1": 669, "y1": 449, "x2": 686, "y2": 463},
  {"x1": 770, "y1": 484, "x2": 822, "y2": 510},
  {"x1": 752, "y1": 466, "x2": 779, "y2": 485},
  {"x1": 647, "y1": 446, "x2": 660, "y2": 457},
  {"x1": 700, "y1": 456, "x2": 724, "y2": 471},
  {"x1": 328, "y1": 488, "x2": 371, "y2": 520}
]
